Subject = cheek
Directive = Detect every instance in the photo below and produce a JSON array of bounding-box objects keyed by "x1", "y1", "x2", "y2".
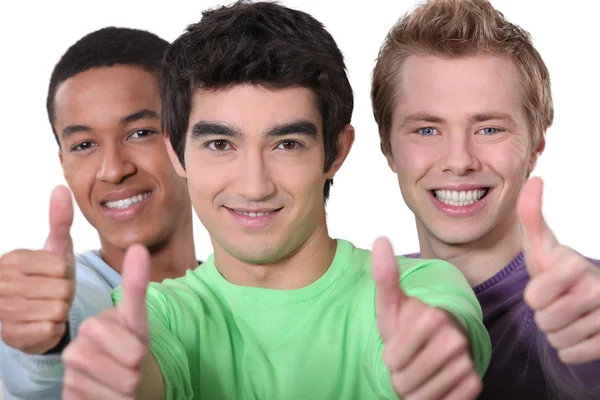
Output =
[
  {"x1": 392, "y1": 143, "x2": 434, "y2": 182},
  {"x1": 487, "y1": 140, "x2": 531, "y2": 180},
  {"x1": 62, "y1": 160, "x2": 96, "y2": 208}
]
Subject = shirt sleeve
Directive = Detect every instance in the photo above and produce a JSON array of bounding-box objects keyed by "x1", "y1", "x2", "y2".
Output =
[
  {"x1": 112, "y1": 283, "x2": 194, "y2": 400},
  {"x1": 0, "y1": 262, "x2": 114, "y2": 399},
  {"x1": 367, "y1": 257, "x2": 492, "y2": 398}
]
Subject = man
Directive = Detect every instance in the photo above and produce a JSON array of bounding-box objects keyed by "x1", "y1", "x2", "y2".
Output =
[
  {"x1": 371, "y1": 0, "x2": 600, "y2": 399},
  {"x1": 61, "y1": 2, "x2": 491, "y2": 399},
  {"x1": 0, "y1": 27, "x2": 198, "y2": 399}
]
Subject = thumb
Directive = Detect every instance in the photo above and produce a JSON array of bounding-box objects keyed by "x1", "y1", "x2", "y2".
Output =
[
  {"x1": 44, "y1": 185, "x2": 74, "y2": 258},
  {"x1": 517, "y1": 177, "x2": 558, "y2": 275},
  {"x1": 118, "y1": 244, "x2": 151, "y2": 339},
  {"x1": 372, "y1": 236, "x2": 407, "y2": 343}
]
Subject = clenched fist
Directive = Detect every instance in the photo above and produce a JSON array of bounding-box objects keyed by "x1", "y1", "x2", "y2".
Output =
[{"x1": 0, "y1": 185, "x2": 75, "y2": 354}]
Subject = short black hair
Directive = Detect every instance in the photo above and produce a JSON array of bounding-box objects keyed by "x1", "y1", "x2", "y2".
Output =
[
  {"x1": 47, "y1": 26, "x2": 169, "y2": 145},
  {"x1": 162, "y1": 0, "x2": 353, "y2": 199}
]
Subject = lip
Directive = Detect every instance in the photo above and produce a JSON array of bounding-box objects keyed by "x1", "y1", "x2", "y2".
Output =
[
  {"x1": 428, "y1": 188, "x2": 492, "y2": 218},
  {"x1": 100, "y1": 189, "x2": 153, "y2": 204},
  {"x1": 100, "y1": 190, "x2": 153, "y2": 222},
  {"x1": 429, "y1": 184, "x2": 490, "y2": 191},
  {"x1": 225, "y1": 206, "x2": 282, "y2": 230}
]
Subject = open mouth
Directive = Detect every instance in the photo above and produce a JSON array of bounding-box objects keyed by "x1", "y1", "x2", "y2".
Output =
[
  {"x1": 102, "y1": 192, "x2": 152, "y2": 209},
  {"x1": 228, "y1": 207, "x2": 283, "y2": 218},
  {"x1": 432, "y1": 188, "x2": 490, "y2": 207}
]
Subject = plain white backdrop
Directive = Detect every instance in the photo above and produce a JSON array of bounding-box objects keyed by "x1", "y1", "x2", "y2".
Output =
[{"x1": 0, "y1": 0, "x2": 598, "y2": 394}]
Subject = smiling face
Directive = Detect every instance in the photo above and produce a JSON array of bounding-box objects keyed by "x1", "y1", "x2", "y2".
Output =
[
  {"x1": 54, "y1": 65, "x2": 190, "y2": 250},
  {"x1": 386, "y1": 54, "x2": 544, "y2": 246},
  {"x1": 170, "y1": 84, "x2": 351, "y2": 265}
]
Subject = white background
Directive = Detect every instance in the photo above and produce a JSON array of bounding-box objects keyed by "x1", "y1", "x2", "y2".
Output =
[{"x1": 0, "y1": 0, "x2": 598, "y2": 394}]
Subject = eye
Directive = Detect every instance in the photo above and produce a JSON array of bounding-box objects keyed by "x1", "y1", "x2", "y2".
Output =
[
  {"x1": 417, "y1": 127, "x2": 438, "y2": 136},
  {"x1": 276, "y1": 140, "x2": 303, "y2": 151},
  {"x1": 71, "y1": 141, "x2": 97, "y2": 152},
  {"x1": 478, "y1": 127, "x2": 500, "y2": 135},
  {"x1": 207, "y1": 140, "x2": 232, "y2": 151},
  {"x1": 129, "y1": 129, "x2": 156, "y2": 139}
]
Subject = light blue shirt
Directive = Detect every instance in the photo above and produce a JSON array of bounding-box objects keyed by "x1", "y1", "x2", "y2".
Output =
[{"x1": 0, "y1": 250, "x2": 121, "y2": 399}]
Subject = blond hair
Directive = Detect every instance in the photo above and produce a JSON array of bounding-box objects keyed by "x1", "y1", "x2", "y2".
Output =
[{"x1": 371, "y1": 0, "x2": 553, "y2": 153}]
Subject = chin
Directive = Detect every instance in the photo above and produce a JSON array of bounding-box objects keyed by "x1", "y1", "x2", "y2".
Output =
[{"x1": 426, "y1": 222, "x2": 491, "y2": 246}]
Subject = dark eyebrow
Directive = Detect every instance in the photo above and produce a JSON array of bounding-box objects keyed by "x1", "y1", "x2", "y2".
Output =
[
  {"x1": 120, "y1": 109, "x2": 160, "y2": 125},
  {"x1": 265, "y1": 120, "x2": 318, "y2": 137},
  {"x1": 190, "y1": 122, "x2": 241, "y2": 139},
  {"x1": 61, "y1": 109, "x2": 160, "y2": 140},
  {"x1": 61, "y1": 125, "x2": 91, "y2": 138}
]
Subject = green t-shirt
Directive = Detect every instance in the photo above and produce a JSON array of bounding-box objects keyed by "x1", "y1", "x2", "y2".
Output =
[{"x1": 112, "y1": 239, "x2": 491, "y2": 399}]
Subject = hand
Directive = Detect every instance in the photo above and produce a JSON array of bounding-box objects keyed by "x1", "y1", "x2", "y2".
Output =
[
  {"x1": 373, "y1": 237, "x2": 481, "y2": 400},
  {"x1": 62, "y1": 244, "x2": 151, "y2": 400},
  {"x1": 519, "y1": 177, "x2": 600, "y2": 363},
  {"x1": 0, "y1": 185, "x2": 76, "y2": 354}
]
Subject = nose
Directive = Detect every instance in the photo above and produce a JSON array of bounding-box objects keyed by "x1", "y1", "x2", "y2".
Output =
[
  {"x1": 235, "y1": 150, "x2": 275, "y2": 201},
  {"x1": 439, "y1": 133, "x2": 481, "y2": 176},
  {"x1": 96, "y1": 145, "x2": 136, "y2": 184}
]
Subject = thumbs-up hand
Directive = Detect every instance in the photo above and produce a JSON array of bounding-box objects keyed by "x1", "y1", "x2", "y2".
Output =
[
  {"x1": 62, "y1": 244, "x2": 151, "y2": 399},
  {"x1": 373, "y1": 237, "x2": 481, "y2": 400},
  {"x1": 519, "y1": 177, "x2": 600, "y2": 364},
  {"x1": 0, "y1": 185, "x2": 76, "y2": 354}
]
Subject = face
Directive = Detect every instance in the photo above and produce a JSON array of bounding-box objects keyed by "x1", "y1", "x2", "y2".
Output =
[
  {"x1": 169, "y1": 84, "x2": 352, "y2": 264},
  {"x1": 386, "y1": 54, "x2": 544, "y2": 245},
  {"x1": 55, "y1": 65, "x2": 190, "y2": 249}
]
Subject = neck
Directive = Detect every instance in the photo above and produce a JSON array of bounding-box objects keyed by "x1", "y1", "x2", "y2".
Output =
[
  {"x1": 212, "y1": 219, "x2": 337, "y2": 290},
  {"x1": 417, "y1": 211, "x2": 523, "y2": 287},
  {"x1": 99, "y1": 209, "x2": 197, "y2": 283}
]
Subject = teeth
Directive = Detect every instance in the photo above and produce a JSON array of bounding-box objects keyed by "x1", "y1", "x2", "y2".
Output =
[
  {"x1": 236, "y1": 211, "x2": 273, "y2": 218},
  {"x1": 433, "y1": 189, "x2": 487, "y2": 207},
  {"x1": 105, "y1": 192, "x2": 151, "y2": 209}
]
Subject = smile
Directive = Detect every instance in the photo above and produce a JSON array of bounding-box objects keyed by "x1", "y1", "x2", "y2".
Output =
[
  {"x1": 229, "y1": 207, "x2": 283, "y2": 218},
  {"x1": 432, "y1": 189, "x2": 489, "y2": 207},
  {"x1": 103, "y1": 192, "x2": 151, "y2": 209}
]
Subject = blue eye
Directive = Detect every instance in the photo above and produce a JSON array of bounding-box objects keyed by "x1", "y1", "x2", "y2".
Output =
[
  {"x1": 418, "y1": 127, "x2": 438, "y2": 136},
  {"x1": 479, "y1": 127, "x2": 498, "y2": 135}
]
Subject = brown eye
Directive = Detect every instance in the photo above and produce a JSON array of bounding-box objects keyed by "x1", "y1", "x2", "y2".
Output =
[
  {"x1": 209, "y1": 140, "x2": 231, "y2": 151},
  {"x1": 279, "y1": 140, "x2": 299, "y2": 150}
]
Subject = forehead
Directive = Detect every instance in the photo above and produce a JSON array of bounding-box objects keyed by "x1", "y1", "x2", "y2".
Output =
[
  {"x1": 189, "y1": 84, "x2": 322, "y2": 134},
  {"x1": 395, "y1": 54, "x2": 524, "y2": 120},
  {"x1": 53, "y1": 65, "x2": 160, "y2": 127}
]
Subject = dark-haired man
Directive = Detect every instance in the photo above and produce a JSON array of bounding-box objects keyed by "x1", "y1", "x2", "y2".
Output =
[
  {"x1": 0, "y1": 27, "x2": 198, "y2": 399},
  {"x1": 62, "y1": 3, "x2": 491, "y2": 400}
]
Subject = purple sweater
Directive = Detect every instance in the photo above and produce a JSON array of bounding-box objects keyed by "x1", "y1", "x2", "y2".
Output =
[{"x1": 407, "y1": 252, "x2": 600, "y2": 399}]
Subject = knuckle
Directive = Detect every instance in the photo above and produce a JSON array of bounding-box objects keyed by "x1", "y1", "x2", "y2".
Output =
[
  {"x1": 422, "y1": 306, "x2": 447, "y2": 329},
  {"x1": 78, "y1": 317, "x2": 99, "y2": 336},
  {"x1": 464, "y1": 373, "x2": 483, "y2": 397},
  {"x1": 121, "y1": 371, "x2": 142, "y2": 395},
  {"x1": 52, "y1": 301, "x2": 70, "y2": 321}
]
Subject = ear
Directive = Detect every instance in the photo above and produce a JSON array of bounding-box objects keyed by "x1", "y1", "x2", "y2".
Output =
[
  {"x1": 325, "y1": 124, "x2": 355, "y2": 179},
  {"x1": 164, "y1": 131, "x2": 187, "y2": 178},
  {"x1": 528, "y1": 131, "x2": 546, "y2": 175},
  {"x1": 382, "y1": 141, "x2": 397, "y2": 174}
]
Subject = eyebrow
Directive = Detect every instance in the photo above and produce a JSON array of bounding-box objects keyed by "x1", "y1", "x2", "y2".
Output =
[
  {"x1": 401, "y1": 111, "x2": 517, "y2": 126},
  {"x1": 190, "y1": 119, "x2": 318, "y2": 139},
  {"x1": 60, "y1": 108, "x2": 160, "y2": 139}
]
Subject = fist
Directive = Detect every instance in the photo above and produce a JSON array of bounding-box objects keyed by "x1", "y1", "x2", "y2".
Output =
[
  {"x1": 62, "y1": 244, "x2": 151, "y2": 400},
  {"x1": 373, "y1": 237, "x2": 481, "y2": 400},
  {"x1": 519, "y1": 177, "x2": 600, "y2": 364},
  {"x1": 0, "y1": 186, "x2": 75, "y2": 354}
]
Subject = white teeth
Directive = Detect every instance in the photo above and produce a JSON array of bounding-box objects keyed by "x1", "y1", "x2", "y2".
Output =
[
  {"x1": 433, "y1": 189, "x2": 488, "y2": 207},
  {"x1": 236, "y1": 211, "x2": 272, "y2": 218},
  {"x1": 105, "y1": 192, "x2": 151, "y2": 209}
]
